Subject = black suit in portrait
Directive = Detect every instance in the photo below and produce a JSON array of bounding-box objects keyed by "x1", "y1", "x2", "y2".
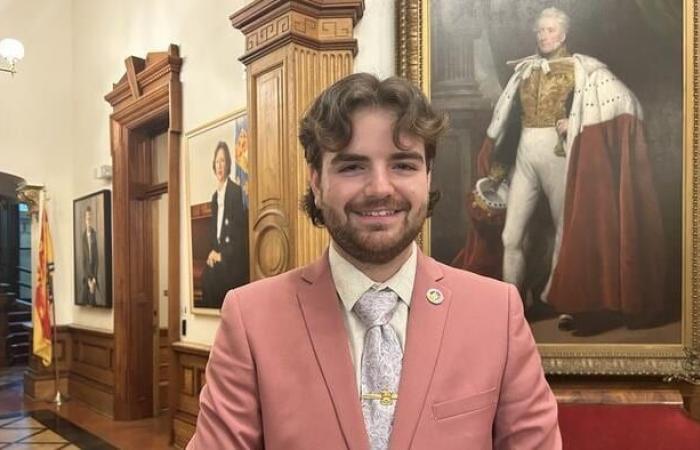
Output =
[
  {"x1": 201, "y1": 178, "x2": 249, "y2": 308},
  {"x1": 81, "y1": 226, "x2": 98, "y2": 306}
]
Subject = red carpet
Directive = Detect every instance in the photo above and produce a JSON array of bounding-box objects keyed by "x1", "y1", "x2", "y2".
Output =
[{"x1": 558, "y1": 404, "x2": 700, "y2": 450}]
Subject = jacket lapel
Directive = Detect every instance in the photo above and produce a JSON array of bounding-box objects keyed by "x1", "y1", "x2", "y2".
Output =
[
  {"x1": 297, "y1": 254, "x2": 369, "y2": 450},
  {"x1": 390, "y1": 252, "x2": 452, "y2": 450}
]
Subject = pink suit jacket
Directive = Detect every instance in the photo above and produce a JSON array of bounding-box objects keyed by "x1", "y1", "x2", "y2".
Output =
[{"x1": 188, "y1": 251, "x2": 561, "y2": 449}]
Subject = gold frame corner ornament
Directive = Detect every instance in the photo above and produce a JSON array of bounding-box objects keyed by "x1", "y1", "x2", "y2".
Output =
[{"x1": 397, "y1": 0, "x2": 700, "y2": 377}]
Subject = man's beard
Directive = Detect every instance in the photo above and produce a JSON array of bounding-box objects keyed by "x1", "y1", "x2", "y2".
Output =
[{"x1": 321, "y1": 197, "x2": 427, "y2": 264}]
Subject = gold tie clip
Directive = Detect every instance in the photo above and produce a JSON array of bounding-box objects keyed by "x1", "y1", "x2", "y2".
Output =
[{"x1": 362, "y1": 390, "x2": 398, "y2": 406}]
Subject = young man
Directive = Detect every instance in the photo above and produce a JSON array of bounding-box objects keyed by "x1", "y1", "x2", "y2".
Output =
[{"x1": 188, "y1": 74, "x2": 561, "y2": 449}]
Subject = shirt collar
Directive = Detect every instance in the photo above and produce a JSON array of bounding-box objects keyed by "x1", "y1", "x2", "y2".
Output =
[
  {"x1": 217, "y1": 179, "x2": 227, "y2": 196},
  {"x1": 329, "y1": 241, "x2": 417, "y2": 313}
]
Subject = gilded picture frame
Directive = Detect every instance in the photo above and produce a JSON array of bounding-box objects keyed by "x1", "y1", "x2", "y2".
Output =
[
  {"x1": 185, "y1": 109, "x2": 250, "y2": 316},
  {"x1": 397, "y1": 0, "x2": 699, "y2": 377}
]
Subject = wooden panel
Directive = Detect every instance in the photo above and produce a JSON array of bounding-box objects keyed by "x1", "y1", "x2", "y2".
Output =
[
  {"x1": 23, "y1": 324, "x2": 70, "y2": 400},
  {"x1": 158, "y1": 328, "x2": 169, "y2": 413},
  {"x1": 22, "y1": 324, "x2": 115, "y2": 417},
  {"x1": 181, "y1": 366, "x2": 194, "y2": 397},
  {"x1": 250, "y1": 60, "x2": 292, "y2": 280},
  {"x1": 69, "y1": 374, "x2": 114, "y2": 417},
  {"x1": 550, "y1": 376, "x2": 700, "y2": 419},
  {"x1": 68, "y1": 326, "x2": 115, "y2": 417},
  {"x1": 256, "y1": 67, "x2": 285, "y2": 203},
  {"x1": 172, "y1": 342, "x2": 209, "y2": 448},
  {"x1": 79, "y1": 343, "x2": 112, "y2": 369},
  {"x1": 173, "y1": 413, "x2": 196, "y2": 449},
  {"x1": 555, "y1": 388, "x2": 683, "y2": 405},
  {"x1": 24, "y1": 373, "x2": 69, "y2": 402}
]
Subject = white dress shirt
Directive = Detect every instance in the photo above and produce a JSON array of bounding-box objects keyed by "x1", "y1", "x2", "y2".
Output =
[
  {"x1": 215, "y1": 183, "x2": 226, "y2": 241},
  {"x1": 328, "y1": 242, "x2": 417, "y2": 393}
]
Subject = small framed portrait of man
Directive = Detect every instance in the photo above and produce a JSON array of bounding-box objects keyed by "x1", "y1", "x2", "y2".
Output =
[
  {"x1": 73, "y1": 190, "x2": 112, "y2": 308},
  {"x1": 186, "y1": 109, "x2": 250, "y2": 314}
]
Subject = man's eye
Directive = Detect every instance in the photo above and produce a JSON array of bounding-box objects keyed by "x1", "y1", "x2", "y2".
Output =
[
  {"x1": 395, "y1": 163, "x2": 418, "y2": 171},
  {"x1": 338, "y1": 164, "x2": 362, "y2": 173}
]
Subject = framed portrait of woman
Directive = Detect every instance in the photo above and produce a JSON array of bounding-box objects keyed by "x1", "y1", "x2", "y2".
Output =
[
  {"x1": 397, "y1": 0, "x2": 699, "y2": 377},
  {"x1": 186, "y1": 109, "x2": 250, "y2": 315}
]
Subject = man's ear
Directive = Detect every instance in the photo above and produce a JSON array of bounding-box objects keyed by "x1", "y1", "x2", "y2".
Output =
[{"x1": 308, "y1": 165, "x2": 321, "y2": 203}]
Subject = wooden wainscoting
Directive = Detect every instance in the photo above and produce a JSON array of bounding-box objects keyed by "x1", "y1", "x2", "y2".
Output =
[
  {"x1": 172, "y1": 341, "x2": 209, "y2": 449},
  {"x1": 23, "y1": 325, "x2": 177, "y2": 420},
  {"x1": 68, "y1": 325, "x2": 116, "y2": 417},
  {"x1": 157, "y1": 328, "x2": 169, "y2": 414},
  {"x1": 23, "y1": 324, "x2": 70, "y2": 401}
]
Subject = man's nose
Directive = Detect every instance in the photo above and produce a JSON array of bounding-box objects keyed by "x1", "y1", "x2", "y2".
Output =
[{"x1": 364, "y1": 167, "x2": 394, "y2": 197}]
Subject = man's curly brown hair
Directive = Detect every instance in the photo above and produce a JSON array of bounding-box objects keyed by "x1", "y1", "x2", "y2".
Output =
[{"x1": 298, "y1": 73, "x2": 448, "y2": 226}]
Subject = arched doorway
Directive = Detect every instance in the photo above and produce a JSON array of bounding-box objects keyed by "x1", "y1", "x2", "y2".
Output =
[{"x1": 0, "y1": 171, "x2": 30, "y2": 367}]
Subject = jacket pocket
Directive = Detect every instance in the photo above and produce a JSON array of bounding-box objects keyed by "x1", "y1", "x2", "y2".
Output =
[{"x1": 432, "y1": 387, "x2": 498, "y2": 421}]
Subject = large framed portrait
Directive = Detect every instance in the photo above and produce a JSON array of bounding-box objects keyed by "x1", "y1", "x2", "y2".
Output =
[
  {"x1": 397, "y1": 0, "x2": 699, "y2": 377},
  {"x1": 73, "y1": 190, "x2": 112, "y2": 308},
  {"x1": 186, "y1": 109, "x2": 250, "y2": 315}
]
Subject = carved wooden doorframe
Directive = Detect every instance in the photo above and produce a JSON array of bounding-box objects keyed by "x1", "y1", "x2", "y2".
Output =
[{"x1": 105, "y1": 45, "x2": 182, "y2": 421}]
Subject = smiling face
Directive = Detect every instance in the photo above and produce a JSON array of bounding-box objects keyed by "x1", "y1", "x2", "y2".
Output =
[
  {"x1": 536, "y1": 16, "x2": 566, "y2": 55},
  {"x1": 309, "y1": 107, "x2": 430, "y2": 265}
]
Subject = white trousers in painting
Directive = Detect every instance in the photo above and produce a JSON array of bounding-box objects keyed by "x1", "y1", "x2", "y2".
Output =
[{"x1": 502, "y1": 127, "x2": 567, "y2": 301}]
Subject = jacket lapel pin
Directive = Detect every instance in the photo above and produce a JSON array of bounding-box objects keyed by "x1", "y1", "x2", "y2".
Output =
[{"x1": 426, "y1": 288, "x2": 443, "y2": 305}]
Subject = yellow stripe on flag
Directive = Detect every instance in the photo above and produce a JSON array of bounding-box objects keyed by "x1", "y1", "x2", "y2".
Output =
[{"x1": 33, "y1": 207, "x2": 53, "y2": 367}]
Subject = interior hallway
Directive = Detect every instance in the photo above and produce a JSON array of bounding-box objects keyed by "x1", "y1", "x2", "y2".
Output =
[{"x1": 0, "y1": 366, "x2": 173, "y2": 450}]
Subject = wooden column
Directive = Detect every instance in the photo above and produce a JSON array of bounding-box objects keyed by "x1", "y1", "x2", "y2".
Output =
[{"x1": 230, "y1": 0, "x2": 364, "y2": 279}]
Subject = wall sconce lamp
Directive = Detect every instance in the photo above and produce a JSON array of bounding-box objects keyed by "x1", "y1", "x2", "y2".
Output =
[{"x1": 0, "y1": 38, "x2": 25, "y2": 75}]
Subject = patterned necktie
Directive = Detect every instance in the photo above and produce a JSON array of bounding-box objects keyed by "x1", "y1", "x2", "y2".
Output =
[{"x1": 353, "y1": 288, "x2": 403, "y2": 450}]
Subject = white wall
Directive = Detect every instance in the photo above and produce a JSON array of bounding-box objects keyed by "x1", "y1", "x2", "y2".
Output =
[
  {"x1": 354, "y1": 0, "x2": 395, "y2": 78},
  {"x1": 69, "y1": 0, "x2": 251, "y2": 332},
  {"x1": 0, "y1": 0, "x2": 74, "y2": 326},
  {"x1": 2, "y1": 0, "x2": 395, "y2": 344}
]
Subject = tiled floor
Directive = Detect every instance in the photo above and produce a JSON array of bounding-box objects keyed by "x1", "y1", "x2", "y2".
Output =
[
  {"x1": 0, "y1": 366, "x2": 173, "y2": 450},
  {"x1": 0, "y1": 410, "x2": 114, "y2": 449}
]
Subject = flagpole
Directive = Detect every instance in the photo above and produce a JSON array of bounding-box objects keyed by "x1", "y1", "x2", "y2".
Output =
[
  {"x1": 42, "y1": 200, "x2": 68, "y2": 407},
  {"x1": 48, "y1": 296, "x2": 68, "y2": 406}
]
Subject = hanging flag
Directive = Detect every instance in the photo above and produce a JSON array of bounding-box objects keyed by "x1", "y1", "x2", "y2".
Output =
[{"x1": 33, "y1": 206, "x2": 54, "y2": 367}]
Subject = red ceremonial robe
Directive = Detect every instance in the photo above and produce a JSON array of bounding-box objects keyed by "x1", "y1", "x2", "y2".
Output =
[{"x1": 456, "y1": 54, "x2": 666, "y2": 319}]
